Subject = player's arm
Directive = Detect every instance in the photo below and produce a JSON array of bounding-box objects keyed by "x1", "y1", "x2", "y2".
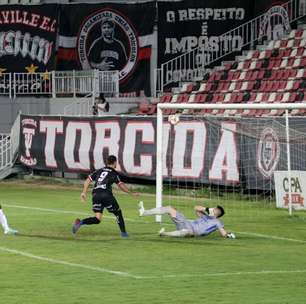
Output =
[
  {"x1": 81, "y1": 177, "x2": 91, "y2": 202},
  {"x1": 194, "y1": 205, "x2": 206, "y2": 217},
  {"x1": 117, "y1": 182, "x2": 139, "y2": 196},
  {"x1": 218, "y1": 227, "x2": 236, "y2": 239},
  {"x1": 194, "y1": 205, "x2": 212, "y2": 217}
]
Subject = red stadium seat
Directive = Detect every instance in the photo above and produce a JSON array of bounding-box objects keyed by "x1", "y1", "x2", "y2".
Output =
[
  {"x1": 176, "y1": 93, "x2": 189, "y2": 103},
  {"x1": 180, "y1": 83, "x2": 195, "y2": 93},
  {"x1": 194, "y1": 93, "x2": 207, "y2": 103},
  {"x1": 286, "y1": 69, "x2": 294, "y2": 79},
  {"x1": 158, "y1": 28, "x2": 306, "y2": 118},
  {"x1": 160, "y1": 94, "x2": 172, "y2": 103},
  {"x1": 147, "y1": 104, "x2": 157, "y2": 115},
  {"x1": 137, "y1": 101, "x2": 150, "y2": 114},
  {"x1": 281, "y1": 48, "x2": 291, "y2": 58}
]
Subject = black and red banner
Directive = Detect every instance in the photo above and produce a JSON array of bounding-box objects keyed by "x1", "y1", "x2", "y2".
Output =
[
  {"x1": 0, "y1": 4, "x2": 59, "y2": 73},
  {"x1": 19, "y1": 114, "x2": 306, "y2": 191},
  {"x1": 57, "y1": 3, "x2": 156, "y2": 96}
]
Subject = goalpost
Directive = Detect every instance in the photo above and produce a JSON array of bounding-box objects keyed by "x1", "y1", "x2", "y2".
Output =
[{"x1": 156, "y1": 103, "x2": 306, "y2": 222}]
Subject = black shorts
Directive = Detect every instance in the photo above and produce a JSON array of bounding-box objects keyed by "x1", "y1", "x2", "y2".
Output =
[{"x1": 92, "y1": 191, "x2": 120, "y2": 214}]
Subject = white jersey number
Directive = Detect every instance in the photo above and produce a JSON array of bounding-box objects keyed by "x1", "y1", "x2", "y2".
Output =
[{"x1": 97, "y1": 171, "x2": 109, "y2": 189}]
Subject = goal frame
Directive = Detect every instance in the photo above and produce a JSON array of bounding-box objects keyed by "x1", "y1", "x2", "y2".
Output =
[{"x1": 156, "y1": 102, "x2": 306, "y2": 221}]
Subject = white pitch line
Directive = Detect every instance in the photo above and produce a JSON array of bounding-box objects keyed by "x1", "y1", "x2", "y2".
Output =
[
  {"x1": 0, "y1": 246, "x2": 142, "y2": 279},
  {"x1": 237, "y1": 231, "x2": 306, "y2": 244},
  {"x1": 1, "y1": 245, "x2": 306, "y2": 280},
  {"x1": 2, "y1": 202, "x2": 306, "y2": 244},
  {"x1": 1, "y1": 202, "x2": 139, "y2": 223},
  {"x1": 2, "y1": 203, "x2": 91, "y2": 216},
  {"x1": 157, "y1": 269, "x2": 306, "y2": 279}
]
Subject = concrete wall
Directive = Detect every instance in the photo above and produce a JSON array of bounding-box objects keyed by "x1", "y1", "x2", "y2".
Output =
[
  {"x1": 0, "y1": 97, "x2": 49, "y2": 133},
  {"x1": 106, "y1": 97, "x2": 139, "y2": 115},
  {"x1": 49, "y1": 97, "x2": 139, "y2": 116},
  {"x1": 49, "y1": 98, "x2": 91, "y2": 115},
  {"x1": 0, "y1": 96, "x2": 141, "y2": 133}
]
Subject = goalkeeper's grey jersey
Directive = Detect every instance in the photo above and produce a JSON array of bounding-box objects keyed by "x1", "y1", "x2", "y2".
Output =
[{"x1": 190, "y1": 215, "x2": 224, "y2": 236}]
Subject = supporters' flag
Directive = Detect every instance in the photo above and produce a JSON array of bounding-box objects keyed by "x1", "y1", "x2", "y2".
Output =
[
  {"x1": 57, "y1": 3, "x2": 156, "y2": 96},
  {"x1": 0, "y1": 4, "x2": 59, "y2": 73},
  {"x1": 254, "y1": 0, "x2": 292, "y2": 41},
  {"x1": 254, "y1": 0, "x2": 289, "y2": 16},
  {"x1": 20, "y1": 114, "x2": 306, "y2": 191},
  {"x1": 157, "y1": 0, "x2": 254, "y2": 66}
]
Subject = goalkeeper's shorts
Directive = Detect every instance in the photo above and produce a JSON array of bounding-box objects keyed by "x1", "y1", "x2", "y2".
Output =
[{"x1": 171, "y1": 212, "x2": 193, "y2": 231}]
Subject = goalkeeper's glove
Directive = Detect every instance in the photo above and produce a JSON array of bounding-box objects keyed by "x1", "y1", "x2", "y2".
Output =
[
  {"x1": 226, "y1": 232, "x2": 236, "y2": 239},
  {"x1": 204, "y1": 207, "x2": 215, "y2": 217}
]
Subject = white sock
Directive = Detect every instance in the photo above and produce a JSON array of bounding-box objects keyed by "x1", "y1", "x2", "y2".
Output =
[
  {"x1": 143, "y1": 206, "x2": 172, "y2": 216},
  {"x1": 160, "y1": 229, "x2": 193, "y2": 237},
  {"x1": 0, "y1": 209, "x2": 9, "y2": 232}
]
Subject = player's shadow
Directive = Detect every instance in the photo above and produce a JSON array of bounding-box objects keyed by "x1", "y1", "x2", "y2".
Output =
[
  {"x1": 17, "y1": 232, "x2": 242, "y2": 246},
  {"x1": 125, "y1": 234, "x2": 241, "y2": 247},
  {"x1": 17, "y1": 232, "x2": 122, "y2": 243}
]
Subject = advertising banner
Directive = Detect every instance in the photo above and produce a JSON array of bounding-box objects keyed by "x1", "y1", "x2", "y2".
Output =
[{"x1": 274, "y1": 171, "x2": 306, "y2": 210}]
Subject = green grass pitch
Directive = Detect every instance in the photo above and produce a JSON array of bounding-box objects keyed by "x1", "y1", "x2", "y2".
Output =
[{"x1": 0, "y1": 180, "x2": 306, "y2": 304}]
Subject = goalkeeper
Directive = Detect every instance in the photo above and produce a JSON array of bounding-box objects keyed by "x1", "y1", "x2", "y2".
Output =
[{"x1": 138, "y1": 202, "x2": 235, "y2": 238}]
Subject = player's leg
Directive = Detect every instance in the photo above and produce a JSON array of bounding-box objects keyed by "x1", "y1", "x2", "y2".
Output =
[
  {"x1": 72, "y1": 196, "x2": 103, "y2": 234},
  {"x1": 0, "y1": 205, "x2": 18, "y2": 235},
  {"x1": 139, "y1": 202, "x2": 193, "y2": 236},
  {"x1": 0, "y1": 205, "x2": 9, "y2": 232},
  {"x1": 72, "y1": 212, "x2": 102, "y2": 234},
  {"x1": 138, "y1": 201, "x2": 177, "y2": 217},
  {"x1": 80, "y1": 212, "x2": 102, "y2": 225},
  {"x1": 159, "y1": 228, "x2": 193, "y2": 237},
  {"x1": 106, "y1": 198, "x2": 128, "y2": 237}
]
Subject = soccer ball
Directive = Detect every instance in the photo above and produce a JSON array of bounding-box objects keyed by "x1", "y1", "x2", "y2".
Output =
[{"x1": 168, "y1": 114, "x2": 180, "y2": 125}]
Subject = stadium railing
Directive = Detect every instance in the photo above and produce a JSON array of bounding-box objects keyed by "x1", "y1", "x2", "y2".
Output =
[
  {"x1": 0, "y1": 70, "x2": 119, "y2": 99},
  {"x1": 0, "y1": 112, "x2": 20, "y2": 172},
  {"x1": 0, "y1": 134, "x2": 11, "y2": 172}
]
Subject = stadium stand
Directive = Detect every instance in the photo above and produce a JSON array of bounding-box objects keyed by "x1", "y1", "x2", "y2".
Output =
[{"x1": 142, "y1": 28, "x2": 306, "y2": 117}]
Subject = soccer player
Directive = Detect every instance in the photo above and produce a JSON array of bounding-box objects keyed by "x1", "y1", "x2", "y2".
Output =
[
  {"x1": 72, "y1": 155, "x2": 138, "y2": 237},
  {"x1": 138, "y1": 202, "x2": 235, "y2": 238},
  {"x1": 0, "y1": 205, "x2": 18, "y2": 235}
]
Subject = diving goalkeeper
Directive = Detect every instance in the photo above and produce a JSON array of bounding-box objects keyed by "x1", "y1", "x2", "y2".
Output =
[{"x1": 138, "y1": 202, "x2": 235, "y2": 238}]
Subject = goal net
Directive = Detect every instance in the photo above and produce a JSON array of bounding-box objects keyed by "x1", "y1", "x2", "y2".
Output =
[{"x1": 155, "y1": 103, "x2": 306, "y2": 222}]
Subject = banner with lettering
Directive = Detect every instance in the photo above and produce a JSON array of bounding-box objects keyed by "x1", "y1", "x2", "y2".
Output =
[
  {"x1": 19, "y1": 115, "x2": 306, "y2": 190},
  {"x1": 0, "y1": 4, "x2": 59, "y2": 73},
  {"x1": 157, "y1": 0, "x2": 254, "y2": 66},
  {"x1": 274, "y1": 171, "x2": 306, "y2": 210},
  {"x1": 57, "y1": 2, "x2": 155, "y2": 97}
]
